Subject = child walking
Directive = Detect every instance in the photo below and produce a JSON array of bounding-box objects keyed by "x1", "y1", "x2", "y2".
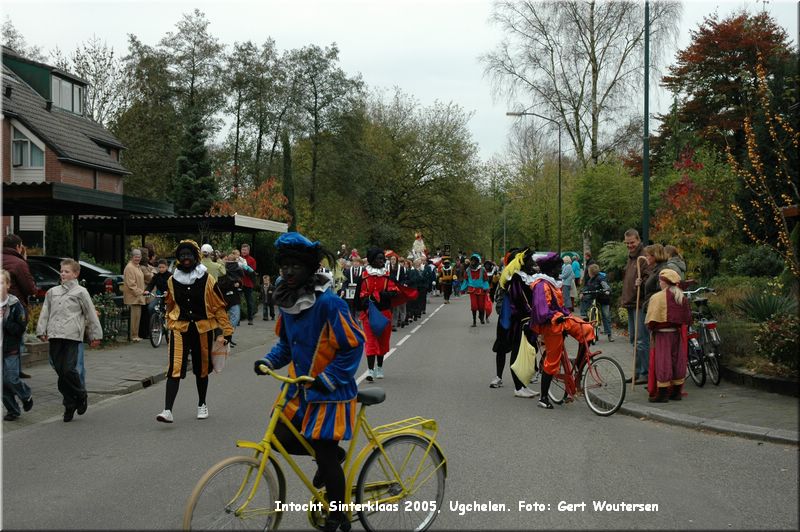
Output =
[
  {"x1": 2, "y1": 269, "x2": 33, "y2": 421},
  {"x1": 36, "y1": 259, "x2": 103, "y2": 422},
  {"x1": 261, "y1": 275, "x2": 275, "y2": 321}
]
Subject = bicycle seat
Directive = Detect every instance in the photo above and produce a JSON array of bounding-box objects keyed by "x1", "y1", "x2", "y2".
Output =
[
  {"x1": 693, "y1": 297, "x2": 708, "y2": 305},
  {"x1": 357, "y1": 388, "x2": 386, "y2": 405}
]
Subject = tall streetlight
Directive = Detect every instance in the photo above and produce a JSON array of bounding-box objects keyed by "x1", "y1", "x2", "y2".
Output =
[{"x1": 506, "y1": 110, "x2": 562, "y2": 253}]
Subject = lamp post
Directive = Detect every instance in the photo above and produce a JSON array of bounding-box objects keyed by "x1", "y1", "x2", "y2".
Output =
[{"x1": 506, "y1": 111, "x2": 562, "y2": 253}]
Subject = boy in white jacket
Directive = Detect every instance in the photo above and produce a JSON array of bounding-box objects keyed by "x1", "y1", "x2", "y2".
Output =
[{"x1": 36, "y1": 259, "x2": 102, "y2": 422}]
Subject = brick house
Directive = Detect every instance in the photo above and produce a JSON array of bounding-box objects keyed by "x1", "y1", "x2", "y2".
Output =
[{"x1": 1, "y1": 45, "x2": 171, "y2": 257}]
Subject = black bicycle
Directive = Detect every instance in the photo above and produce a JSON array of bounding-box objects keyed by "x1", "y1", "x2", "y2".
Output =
[
  {"x1": 683, "y1": 286, "x2": 722, "y2": 386},
  {"x1": 149, "y1": 294, "x2": 167, "y2": 348}
]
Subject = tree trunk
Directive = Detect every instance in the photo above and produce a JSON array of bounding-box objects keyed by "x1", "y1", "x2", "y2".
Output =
[
  {"x1": 233, "y1": 89, "x2": 242, "y2": 189},
  {"x1": 281, "y1": 130, "x2": 296, "y2": 231}
]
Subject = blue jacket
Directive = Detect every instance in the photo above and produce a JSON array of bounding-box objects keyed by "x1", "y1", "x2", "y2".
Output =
[{"x1": 260, "y1": 288, "x2": 365, "y2": 440}]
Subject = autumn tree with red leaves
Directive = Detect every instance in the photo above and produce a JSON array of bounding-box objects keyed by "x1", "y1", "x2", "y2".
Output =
[
  {"x1": 660, "y1": 11, "x2": 794, "y2": 159},
  {"x1": 208, "y1": 177, "x2": 291, "y2": 224}
]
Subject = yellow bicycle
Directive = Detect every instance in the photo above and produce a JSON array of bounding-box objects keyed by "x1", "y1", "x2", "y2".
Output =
[{"x1": 183, "y1": 368, "x2": 447, "y2": 531}]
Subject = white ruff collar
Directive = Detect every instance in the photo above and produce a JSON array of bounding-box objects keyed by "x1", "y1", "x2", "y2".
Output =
[
  {"x1": 172, "y1": 264, "x2": 207, "y2": 285},
  {"x1": 365, "y1": 265, "x2": 388, "y2": 276},
  {"x1": 530, "y1": 273, "x2": 562, "y2": 289}
]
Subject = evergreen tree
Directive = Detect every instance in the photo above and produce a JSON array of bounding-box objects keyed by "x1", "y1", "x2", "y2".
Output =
[{"x1": 173, "y1": 111, "x2": 218, "y2": 215}]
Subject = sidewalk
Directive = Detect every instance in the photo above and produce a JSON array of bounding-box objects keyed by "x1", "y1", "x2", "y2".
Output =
[
  {"x1": 573, "y1": 333, "x2": 799, "y2": 444},
  {"x1": 2, "y1": 317, "x2": 278, "y2": 432},
  {"x1": 4, "y1": 313, "x2": 799, "y2": 444}
]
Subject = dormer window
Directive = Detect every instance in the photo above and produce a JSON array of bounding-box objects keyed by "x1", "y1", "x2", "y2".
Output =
[
  {"x1": 51, "y1": 76, "x2": 84, "y2": 114},
  {"x1": 12, "y1": 127, "x2": 44, "y2": 168}
]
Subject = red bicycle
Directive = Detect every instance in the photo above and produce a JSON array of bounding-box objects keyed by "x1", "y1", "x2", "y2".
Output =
[{"x1": 539, "y1": 339, "x2": 626, "y2": 416}]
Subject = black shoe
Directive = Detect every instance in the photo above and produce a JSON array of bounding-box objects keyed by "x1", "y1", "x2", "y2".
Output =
[
  {"x1": 4, "y1": 413, "x2": 19, "y2": 421},
  {"x1": 77, "y1": 396, "x2": 88, "y2": 415},
  {"x1": 63, "y1": 407, "x2": 76, "y2": 422},
  {"x1": 229, "y1": 340, "x2": 237, "y2": 347},
  {"x1": 537, "y1": 398, "x2": 553, "y2": 410},
  {"x1": 634, "y1": 377, "x2": 648, "y2": 385},
  {"x1": 392, "y1": 327, "x2": 397, "y2": 331},
  {"x1": 624, "y1": 377, "x2": 632, "y2": 384},
  {"x1": 471, "y1": 322, "x2": 477, "y2": 327},
  {"x1": 19, "y1": 371, "x2": 31, "y2": 379},
  {"x1": 22, "y1": 396, "x2": 33, "y2": 412},
  {"x1": 479, "y1": 318, "x2": 485, "y2": 324},
  {"x1": 322, "y1": 512, "x2": 351, "y2": 532},
  {"x1": 248, "y1": 320, "x2": 254, "y2": 325},
  {"x1": 263, "y1": 318, "x2": 269, "y2": 321}
]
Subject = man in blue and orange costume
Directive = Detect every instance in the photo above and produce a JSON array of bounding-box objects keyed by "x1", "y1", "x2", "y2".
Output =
[
  {"x1": 530, "y1": 252, "x2": 595, "y2": 410},
  {"x1": 253, "y1": 232, "x2": 364, "y2": 532},
  {"x1": 461, "y1": 253, "x2": 490, "y2": 326}
]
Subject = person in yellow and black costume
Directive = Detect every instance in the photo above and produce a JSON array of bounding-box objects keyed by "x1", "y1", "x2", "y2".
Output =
[
  {"x1": 156, "y1": 240, "x2": 233, "y2": 424},
  {"x1": 437, "y1": 257, "x2": 456, "y2": 303}
]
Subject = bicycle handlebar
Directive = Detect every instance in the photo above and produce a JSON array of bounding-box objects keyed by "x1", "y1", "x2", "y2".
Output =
[
  {"x1": 683, "y1": 286, "x2": 716, "y2": 296},
  {"x1": 256, "y1": 364, "x2": 315, "y2": 384}
]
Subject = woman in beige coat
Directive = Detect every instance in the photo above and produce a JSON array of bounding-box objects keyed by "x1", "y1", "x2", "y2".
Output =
[{"x1": 123, "y1": 249, "x2": 146, "y2": 341}]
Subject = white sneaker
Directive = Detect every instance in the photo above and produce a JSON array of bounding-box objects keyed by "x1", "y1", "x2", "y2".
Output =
[
  {"x1": 375, "y1": 367, "x2": 384, "y2": 379},
  {"x1": 489, "y1": 377, "x2": 503, "y2": 388},
  {"x1": 197, "y1": 404, "x2": 209, "y2": 419},
  {"x1": 514, "y1": 387, "x2": 539, "y2": 398},
  {"x1": 156, "y1": 409, "x2": 174, "y2": 423},
  {"x1": 366, "y1": 369, "x2": 375, "y2": 382}
]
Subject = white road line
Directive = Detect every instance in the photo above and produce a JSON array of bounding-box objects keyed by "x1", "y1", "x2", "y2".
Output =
[{"x1": 356, "y1": 303, "x2": 444, "y2": 383}]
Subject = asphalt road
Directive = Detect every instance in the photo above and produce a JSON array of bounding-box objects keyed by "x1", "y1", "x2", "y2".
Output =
[{"x1": 2, "y1": 296, "x2": 797, "y2": 530}]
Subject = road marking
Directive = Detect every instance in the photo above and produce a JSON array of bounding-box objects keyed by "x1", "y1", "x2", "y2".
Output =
[{"x1": 356, "y1": 303, "x2": 444, "y2": 383}]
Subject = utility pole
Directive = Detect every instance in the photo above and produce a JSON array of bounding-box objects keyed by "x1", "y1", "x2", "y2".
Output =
[{"x1": 642, "y1": 0, "x2": 651, "y2": 245}]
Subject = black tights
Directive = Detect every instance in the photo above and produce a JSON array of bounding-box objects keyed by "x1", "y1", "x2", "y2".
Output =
[
  {"x1": 273, "y1": 423, "x2": 346, "y2": 513},
  {"x1": 164, "y1": 375, "x2": 208, "y2": 410},
  {"x1": 367, "y1": 355, "x2": 384, "y2": 370}
]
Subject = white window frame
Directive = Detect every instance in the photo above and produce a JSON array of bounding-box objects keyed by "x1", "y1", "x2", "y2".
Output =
[{"x1": 10, "y1": 121, "x2": 46, "y2": 169}]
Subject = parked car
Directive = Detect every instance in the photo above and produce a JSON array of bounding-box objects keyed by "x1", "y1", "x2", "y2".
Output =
[
  {"x1": 27, "y1": 261, "x2": 61, "y2": 303},
  {"x1": 27, "y1": 256, "x2": 124, "y2": 304}
]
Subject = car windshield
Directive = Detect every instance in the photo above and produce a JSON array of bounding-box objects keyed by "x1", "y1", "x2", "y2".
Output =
[{"x1": 79, "y1": 260, "x2": 112, "y2": 274}]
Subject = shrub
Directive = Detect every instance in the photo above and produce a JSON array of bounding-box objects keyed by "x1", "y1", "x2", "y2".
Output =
[
  {"x1": 730, "y1": 245, "x2": 785, "y2": 277},
  {"x1": 25, "y1": 303, "x2": 42, "y2": 335},
  {"x1": 734, "y1": 292, "x2": 797, "y2": 322},
  {"x1": 754, "y1": 314, "x2": 800, "y2": 372},
  {"x1": 92, "y1": 292, "x2": 123, "y2": 343},
  {"x1": 717, "y1": 319, "x2": 759, "y2": 359},
  {"x1": 597, "y1": 241, "x2": 628, "y2": 282}
]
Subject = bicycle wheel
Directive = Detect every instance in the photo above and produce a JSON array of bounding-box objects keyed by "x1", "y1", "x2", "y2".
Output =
[
  {"x1": 149, "y1": 313, "x2": 163, "y2": 348},
  {"x1": 355, "y1": 435, "x2": 445, "y2": 532},
  {"x1": 582, "y1": 356, "x2": 626, "y2": 416},
  {"x1": 183, "y1": 455, "x2": 281, "y2": 531},
  {"x1": 687, "y1": 342, "x2": 706, "y2": 387},
  {"x1": 588, "y1": 306, "x2": 600, "y2": 344},
  {"x1": 705, "y1": 347, "x2": 721, "y2": 385}
]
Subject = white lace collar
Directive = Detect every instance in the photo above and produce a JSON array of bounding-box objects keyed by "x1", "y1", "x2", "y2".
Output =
[
  {"x1": 172, "y1": 263, "x2": 207, "y2": 285},
  {"x1": 528, "y1": 272, "x2": 562, "y2": 289},
  {"x1": 365, "y1": 265, "x2": 388, "y2": 276}
]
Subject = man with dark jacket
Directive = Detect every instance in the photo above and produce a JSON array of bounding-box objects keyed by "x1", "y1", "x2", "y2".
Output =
[
  {"x1": 2, "y1": 234, "x2": 36, "y2": 379},
  {"x1": 621, "y1": 229, "x2": 650, "y2": 384},
  {"x1": 1, "y1": 235, "x2": 36, "y2": 307}
]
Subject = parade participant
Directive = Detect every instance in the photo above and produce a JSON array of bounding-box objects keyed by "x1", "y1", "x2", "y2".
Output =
[
  {"x1": 493, "y1": 249, "x2": 539, "y2": 398},
  {"x1": 645, "y1": 269, "x2": 692, "y2": 402},
  {"x1": 406, "y1": 258, "x2": 427, "y2": 321},
  {"x1": 386, "y1": 251, "x2": 408, "y2": 329},
  {"x1": 36, "y1": 259, "x2": 102, "y2": 422},
  {"x1": 531, "y1": 252, "x2": 595, "y2": 409},
  {"x1": 342, "y1": 258, "x2": 364, "y2": 318},
  {"x1": 156, "y1": 240, "x2": 233, "y2": 423},
  {"x1": 484, "y1": 259, "x2": 500, "y2": 302},
  {"x1": 461, "y1": 253, "x2": 490, "y2": 326},
  {"x1": 358, "y1": 248, "x2": 403, "y2": 381},
  {"x1": 437, "y1": 257, "x2": 456, "y2": 304},
  {"x1": 253, "y1": 232, "x2": 364, "y2": 532}
]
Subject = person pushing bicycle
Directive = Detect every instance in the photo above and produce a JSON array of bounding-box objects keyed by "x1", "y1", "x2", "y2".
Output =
[
  {"x1": 530, "y1": 252, "x2": 595, "y2": 409},
  {"x1": 253, "y1": 232, "x2": 365, "y2": 532}
]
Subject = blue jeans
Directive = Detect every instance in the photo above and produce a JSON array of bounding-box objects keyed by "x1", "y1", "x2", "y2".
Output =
[
  {"x1": 627, "y1": 306, "x2": 650, "y2": 377},
  {"x1": 228, "y1": 305, "x2": 241, "y2": 327},
  {"x1": 3, "y1": 354, "x2": 32, "y2": 416}
]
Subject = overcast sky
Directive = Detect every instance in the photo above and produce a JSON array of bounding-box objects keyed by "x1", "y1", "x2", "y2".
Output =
[{"x1": 2, "y1": 0, "x2": 798, "y2": 161}]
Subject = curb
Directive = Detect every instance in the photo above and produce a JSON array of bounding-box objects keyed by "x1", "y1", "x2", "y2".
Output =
[
  {"x1": 618, "y1": 401, "x2": 799, "y2": 445},
  {"x1": 721, "y1": 365, "x2": 799, "y2": 398}
]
